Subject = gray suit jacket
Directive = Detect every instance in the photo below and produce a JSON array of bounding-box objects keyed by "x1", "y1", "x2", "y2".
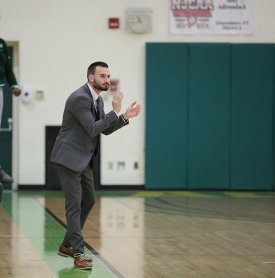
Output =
[{"x1": 50, "y1": 84, "x2": 128, "y2": 172}]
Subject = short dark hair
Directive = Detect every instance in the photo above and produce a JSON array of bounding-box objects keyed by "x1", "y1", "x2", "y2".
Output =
[{"x1": 87, "y1": 61, "x2": 108, "y2": 77}]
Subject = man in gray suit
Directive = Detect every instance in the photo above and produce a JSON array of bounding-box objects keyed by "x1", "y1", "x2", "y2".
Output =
[{"x1": 50, "y1": 61, "x2": 141, "y2": 270}]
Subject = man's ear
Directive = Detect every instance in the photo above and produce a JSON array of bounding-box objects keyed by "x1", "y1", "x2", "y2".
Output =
[{"x1": 87, "y1": 74, "x2": 94, "y2": 83}]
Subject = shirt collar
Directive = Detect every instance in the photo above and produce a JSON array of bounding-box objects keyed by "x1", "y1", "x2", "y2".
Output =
[{"x1": 87, "y1": 82, "x2": 99, "y2": 101}]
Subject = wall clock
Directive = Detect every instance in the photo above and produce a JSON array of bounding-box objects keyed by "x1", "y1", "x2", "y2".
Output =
[{"x1": 125, "y1": 8, "x2": 152, "y2": 34}]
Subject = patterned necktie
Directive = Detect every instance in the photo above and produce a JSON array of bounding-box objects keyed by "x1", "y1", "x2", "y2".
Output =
[{"x1": 95, "y1": 98, "x2": 100, "y2": 120}]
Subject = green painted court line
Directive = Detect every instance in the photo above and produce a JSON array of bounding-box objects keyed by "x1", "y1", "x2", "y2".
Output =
[{"x1": 1, "y1": 192, "x2": 121, "y2": 278}]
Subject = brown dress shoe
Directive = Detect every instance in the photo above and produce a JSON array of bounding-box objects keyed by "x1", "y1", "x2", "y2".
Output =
[
  {"x1": 58, "y1": 245, "x2": 93, "y2": 262},
  {"x1": 58, "y1": 245, "x2": 74, "y2": 258},
  {"x1": 74, "y1": 254, "x2": 92, "y2": 270}
]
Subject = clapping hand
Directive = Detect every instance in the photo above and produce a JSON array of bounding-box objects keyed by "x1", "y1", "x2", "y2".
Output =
[
  {"x1": 112, "y1": 92, "x2": 124, "y2": 114},
  {"x1": 123, "y1": 101, "x2": 141, "y2": 120}
]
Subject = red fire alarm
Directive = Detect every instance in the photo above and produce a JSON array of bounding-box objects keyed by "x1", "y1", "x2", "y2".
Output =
[
  {"x1": 108, "y1": 18, "x2": 120, "y2": 29},
  {"x1": 110, "y1": 79, "x2": 119, "y2": 92}
]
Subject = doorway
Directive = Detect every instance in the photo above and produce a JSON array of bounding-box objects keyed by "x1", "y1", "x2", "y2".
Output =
[{"x1": 0, "y1": 46, "x2": 13, "y2": 190}]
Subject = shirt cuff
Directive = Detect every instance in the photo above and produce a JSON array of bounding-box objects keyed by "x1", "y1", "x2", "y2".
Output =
[
  {"x1": 113, "y1": 110, "x2": 119, "y2": 117},
  {"x1": 11, "y1": 85, "x2": 20, "y2": 90},
  {"x1": 121, "y1": 114, "x2": 129, "y2": 124}
]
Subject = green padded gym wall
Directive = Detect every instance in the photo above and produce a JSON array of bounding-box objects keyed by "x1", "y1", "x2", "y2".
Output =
[
  {"x1": 145, "y1": 43, "x2": 275, "y2": 190},
  {"x1": 145, "y1": 43, "x2": 188, "y2": 189},
  {"x1": 188, "y1": 43, "x2": 231, "y2": 189},
  {"x1": 230, "y1": 44, "x2": 274, "y2": 190}
]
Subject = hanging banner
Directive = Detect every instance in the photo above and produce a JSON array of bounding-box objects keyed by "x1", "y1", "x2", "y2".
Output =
[{"x1": 170, "y1": 0, "x2": 254, "y2": 35}]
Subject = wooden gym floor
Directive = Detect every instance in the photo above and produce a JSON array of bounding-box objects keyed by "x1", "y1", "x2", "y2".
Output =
[{"x1": 0, "y1": 190, "x2": 275, "y2": 278}]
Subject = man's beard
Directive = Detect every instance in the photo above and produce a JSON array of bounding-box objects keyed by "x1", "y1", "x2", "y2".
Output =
[{"x1": 93, "y1": 81, "x2": 109, "y2": 91}]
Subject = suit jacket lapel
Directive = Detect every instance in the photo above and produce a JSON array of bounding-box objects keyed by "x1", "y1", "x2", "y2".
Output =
[{"x1": 83, "y1": 83, "x2": 99, "y2": 119}]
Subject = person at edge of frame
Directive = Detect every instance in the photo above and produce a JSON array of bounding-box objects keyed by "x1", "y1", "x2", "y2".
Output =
[{"x1": 0, "y1": 37, "x2": 21, "y2": 184}]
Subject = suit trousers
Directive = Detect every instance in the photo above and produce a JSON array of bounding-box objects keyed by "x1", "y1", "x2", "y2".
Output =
[{"x1": 53, "y1": 162, "x2": 96, "y2": 254}]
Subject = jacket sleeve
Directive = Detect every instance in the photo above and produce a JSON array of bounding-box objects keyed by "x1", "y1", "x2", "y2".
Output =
[
  {"x1": 70, "y1": 94, "x2": 120, "y2": 138},
  {"x1": 101, "y1": 114, "x2": 128, "y2": 135}
]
